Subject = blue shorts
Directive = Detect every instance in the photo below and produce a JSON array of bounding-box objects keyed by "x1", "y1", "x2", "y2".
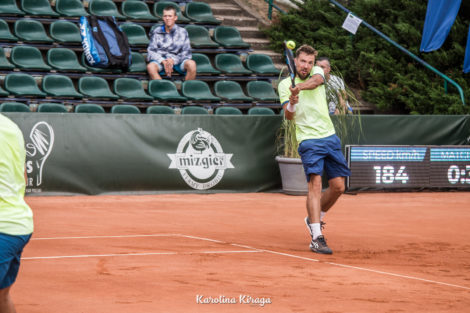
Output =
[
  {"x1": 150, "y1": 59, "x2": 188, "y2": 75},
  {"x1": 0, "y1": 233, "x2": 31, "y2": 289},
  {"x1": 298, "y1": 134, "x2": 351, "y2": 182}
]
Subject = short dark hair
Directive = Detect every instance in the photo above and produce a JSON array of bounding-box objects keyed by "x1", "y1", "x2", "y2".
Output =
[
  {"x1": 163, "y1": 6, "x2": 177, "y2": 15},
  {"x1": 295, "y1": 44, "x2": 318, "y2": 58},
  {"x1": 316, "y1": 56, "x2": 330, "y2": 64}
]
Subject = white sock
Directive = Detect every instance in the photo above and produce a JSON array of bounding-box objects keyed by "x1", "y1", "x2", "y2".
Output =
[
  {"x1": 310, "y1": 223, "x2": 322, "y2": 240},
  {"x1": 320, "y1": 211, "x2": 326, "y2": 222}
]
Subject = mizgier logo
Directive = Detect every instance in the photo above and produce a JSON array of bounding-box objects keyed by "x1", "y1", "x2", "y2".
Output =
[
  {"x1": 168, "y1": 128, "x2": 234, "y2": 190},
  {"x1": 25, "y1": 121, "x2": 55, "y2": 193}
]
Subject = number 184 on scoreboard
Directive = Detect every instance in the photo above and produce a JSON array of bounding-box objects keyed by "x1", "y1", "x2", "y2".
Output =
[{"x1": 346, "y1": 146, "x2": 470, "y2": 190}]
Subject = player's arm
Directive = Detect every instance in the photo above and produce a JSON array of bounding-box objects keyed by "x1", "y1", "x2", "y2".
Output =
[
  {"x1": 292, "y1": 74, "x2": 324, "y2": 94},
  {"x1": 283, "y1": 92, "x2": 298, "y2": 120}
]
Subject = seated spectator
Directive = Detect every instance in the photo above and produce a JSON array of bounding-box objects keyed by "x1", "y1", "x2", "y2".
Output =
[
  {"x1": 315, "y1": 57, "x2": 352, "y2": 115},
  {"x1": 146, "y1": 6, "x2": 196, "y2": 80}
]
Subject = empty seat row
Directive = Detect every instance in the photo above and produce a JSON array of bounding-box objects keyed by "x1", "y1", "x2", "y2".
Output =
[
  {"x1": 0, "y1": 17, "x2": 248, "y2": 51},
  {"x1": 0, "y1": 0, "x2": 220, "y2": 24},
  {"x1": 0, "y1": 73, "x2": 278, "y2": 102},
  {"x1": 0, "y1": 45, "x2": 279, "y2": 76},
  {"x1": 0, "y1": 102, "x2": 277, "y2": 115}
]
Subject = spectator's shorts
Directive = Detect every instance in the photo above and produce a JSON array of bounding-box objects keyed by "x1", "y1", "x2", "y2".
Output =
[
  {"x1": 151, "y1": 59, "x2": 189, "y2": 75},
  {"x1": 0, "y1": 233, "x2": 31, "y2": 289},
  {"x1": 298, "y1": 134, "x2": 351, "y2": 182}
]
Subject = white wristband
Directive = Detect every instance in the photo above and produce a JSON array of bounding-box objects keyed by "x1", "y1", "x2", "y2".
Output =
[{"x1": 286, "y1": 102, "x2": 296, "y2": 113}]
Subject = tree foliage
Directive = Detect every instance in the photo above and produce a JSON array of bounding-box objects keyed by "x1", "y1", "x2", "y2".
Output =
[{"x1": 265, "y1": 0, "x2": 470, "y2": 114}]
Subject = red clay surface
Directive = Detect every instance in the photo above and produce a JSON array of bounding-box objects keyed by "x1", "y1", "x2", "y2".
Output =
[{"x1": 13, "y1": 192, "x2": 470, "y2": 312}]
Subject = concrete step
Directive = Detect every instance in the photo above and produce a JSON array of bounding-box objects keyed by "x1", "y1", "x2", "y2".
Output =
[
  {"x1": 237, "y1": 26, "x2": 268, "y2": 39},
  {"x1": 244, "y1": 37, "x2": 271, "y2": 50},
  {"x1": 209, "y1": 3, "x2": 246, "y2": 17},
  {"x1": 214, "y1": 15, "x2": 259, "y2": 27}
]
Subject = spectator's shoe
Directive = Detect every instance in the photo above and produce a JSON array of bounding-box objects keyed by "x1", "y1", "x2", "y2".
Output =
[
  {"x1": 304, "y1": 217, "x2": 326, "y2": 238},
  {"x1": 309, "y1": 235, "x2": 333, "y2": 254}
]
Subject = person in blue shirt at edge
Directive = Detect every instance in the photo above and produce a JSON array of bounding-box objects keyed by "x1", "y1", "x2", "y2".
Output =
[
  {"x1": 278, "y1": 44, "x2": 351, "y2": 255},
  {"x1": 146, "y1": 6, "x2": 197, "y2": 81}
]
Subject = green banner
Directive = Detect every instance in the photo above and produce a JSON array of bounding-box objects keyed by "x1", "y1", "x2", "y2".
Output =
[
  {"x1": 6, "y1": 113, "x2": 282, "y2": 195},
  {"x1": 4, "y1": 113, "x2": 470, "y2": 195}
]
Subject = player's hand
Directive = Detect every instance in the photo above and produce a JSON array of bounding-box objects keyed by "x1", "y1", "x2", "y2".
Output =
[
  {"x1": 289, "y1": 94, "x2": 299, "y2": 105},
  {"x1": 290, "y1": 85, "x2": 300, "y2": 96}
]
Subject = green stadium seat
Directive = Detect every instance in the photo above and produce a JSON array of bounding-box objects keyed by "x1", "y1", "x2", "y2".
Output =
[
  {"x1": 122, "y1": 0, "x2": 158, "y2": 21},
  {"x1": 88, "y1": 0, "x2": 125, "y2": 19},
  {"x1": 47, "y1": 48, "x2": 86, "y2": 72},
  {"x1": 246, "y1": 81, "x2": 278, "y2": 102},
  {"x1": 181, "y1": 106, "x2": 209, "y2": 115},
  {"x1": 181, "y1": 80, "x2": 221, "y2": 102},
  {"x1": 14, "y1": 19, "x2": 53, "y2": 43},
  {"x1": 80, "y1": 53, "x2": 122, "y2": 73},
  {"x1": 21, "y1": 0, "x2": 59, "y2": 16},
  {"x1": 0, "y1": 0, "x2": 25, "y2": 15},
  {"x1": 114, "y1": 78, "x2": 153, "y2": 101},
  {"x1": 55, "y1": 0, "x2": 89, "y2": 17},
  {"x1": 0, "y1": 86, "x2": 9, "y2": 96},
  {"x1": 37, "y1": 103, "x2": 68, "y2": 113},
  {"x1": 154, "y1": 2, "x2": 190, "y2": 23},
  {"x1": 0, "y1": 102, "x2": 30, "y2": 112},
  {"x1": 50, "y1": 20, "x2": 82, "y2": 44},
  {"x1": 42, "y1": 75, "x2": 83, "y2": 98},
  {"x1": 185, "y1": 25, "x2": 219, "y2": 48},
  {"x1": 213, "y1": 26, "x2": 250, "y2": 49},
  {"x1": 214, "y1": 106, "x2": 242, "y2": 115},
  {"x1": 0, "y1": 19, "x2": 18, "y2": 41},
  {"x1": 10, "y1": 45, "x2": 52, "y2": 71},
  {"x1": 214, "y1": 81, "x2": 253, "y2": 102},
  {"x1": 75, "y1": 103, "x2": 105, "y2": 113},
  {"x1": 0, "y1": 47, "x2": 14, "y2": 70},
  {"x1": 184, "y1": 2, "x2": 221, "y2": 25},
  {"x1": 111, "y1": 104, "x2": 141, "y2": 114},
  {"x1": 247, "y1": 107, "x2": 275, "y2": 115},
  {"x1": 5, "y1": 73, "x2": 47, "y2": 97},
  {"x1": 128, "y1": 51, "x2": 147, "y2": 73},
  {"x1": 246, "y1": 54, "x2": 280, "y2": 75},
  {"x1": 148, "y1": 80, "x2": 187, "y2": 102},
  {"x1": 192, "y1": 53, "x2": 220, "y2": 75},
  {"x1": 120, "y1": 23, "x2": 150, "y2": 46},
  {"x1": 78, "y1": 76, "x2": 119, "y2": 99},
  {"x1": 146, "y1": 105, "x2": 175, "y2": 114},
  {"x1": 215, "y1": 53, "x2": 252, "y2": 75}
]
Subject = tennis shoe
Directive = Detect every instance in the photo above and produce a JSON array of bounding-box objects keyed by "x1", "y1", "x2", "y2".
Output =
[
  {"x1": 304, "y1": 217, "x2": 326, "y2": 238},
  {"x1": 309, "y1": 235, "x2": 333, "y2": 254}
]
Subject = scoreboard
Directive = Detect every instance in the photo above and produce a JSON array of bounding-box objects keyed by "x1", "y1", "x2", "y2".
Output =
[{"x1": 346, "y1": 145, "x2": 470, "y2": 190}]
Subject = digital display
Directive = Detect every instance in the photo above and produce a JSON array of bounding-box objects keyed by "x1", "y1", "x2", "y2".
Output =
[{"x1": 346, "y1": 145, "x2": 470, "y2": 190}]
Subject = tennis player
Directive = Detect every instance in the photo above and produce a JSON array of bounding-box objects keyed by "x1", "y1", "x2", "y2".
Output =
[
  {"x1": 278, "y1": 44, "x2": 351, "y2": 254},
  {"x1": 0, "y1": 114, "x2": 34, "y2": 313}
]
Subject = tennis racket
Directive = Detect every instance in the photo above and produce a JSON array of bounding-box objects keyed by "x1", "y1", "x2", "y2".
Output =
[{"x1": 284, "y1": 41, "x2": 296, "y2": 87}]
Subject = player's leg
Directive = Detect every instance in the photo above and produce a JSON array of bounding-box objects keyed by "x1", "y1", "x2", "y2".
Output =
[
  {"x1": 183, "y1": 59, "x2": 197, "y2": 81},
  {"x1": 147, "y1": 61, "x2": 163, "y2": 80},
  {"x1": 0, "y1": 287, "x2": 15, "y2": 313},
  {"x1": 321, "y1": 176, "x2": 346, "y2": 213},
  {"x1": 306, "y1": 174, "x2": 322, "y2": 225},
  {"x1": 0, "y1": 234, "x2": 31, "y2": 313}
]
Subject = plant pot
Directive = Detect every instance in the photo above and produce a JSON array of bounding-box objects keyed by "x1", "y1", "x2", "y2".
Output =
[{"x1": 275, "y1": 156, "x2": 307, "y2": 195}]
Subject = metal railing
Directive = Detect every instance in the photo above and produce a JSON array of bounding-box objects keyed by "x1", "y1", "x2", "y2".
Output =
[
  {"x1": 264, "y1": 0, "x2": 285, "y2": 20},
  {"x1": 265, "y1": 0, "x2": 466, "y2": 105},
  {"x1": 328, "y1": 0, "x2": 465, "y2": 105}
]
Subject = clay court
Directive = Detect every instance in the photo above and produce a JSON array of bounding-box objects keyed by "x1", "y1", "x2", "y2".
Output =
[{"x1": 14, "y1": 192, "x2": 470, "y2": 312}]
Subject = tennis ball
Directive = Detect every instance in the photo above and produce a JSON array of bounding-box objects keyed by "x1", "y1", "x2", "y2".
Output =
[{"x1": 286, "y1": 40, "x2": 296, "y2": 50}]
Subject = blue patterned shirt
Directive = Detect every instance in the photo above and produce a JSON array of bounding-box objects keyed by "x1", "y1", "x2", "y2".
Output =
[{"x1": 147, "y1": 24, "x2": 192, "y2": 65}]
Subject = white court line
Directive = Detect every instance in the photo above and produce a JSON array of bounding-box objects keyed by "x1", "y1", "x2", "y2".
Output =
[
  {"x1": 179, "y1": 234, "x2": 470, "y2": 291},
  {"x1": 26, "y1": 233, "x2": 470, "y2": 291},
  {"x1": 31, "y1": 234, "x2": 180, "y2": 241},
  {"x1": 23, "y1": 250, "x2": 262, "y2": 260}
]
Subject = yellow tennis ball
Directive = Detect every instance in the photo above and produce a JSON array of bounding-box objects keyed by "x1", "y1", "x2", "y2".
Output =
[{"x1": 286, "y1": 40, "x2": 296, "y2": 50}]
